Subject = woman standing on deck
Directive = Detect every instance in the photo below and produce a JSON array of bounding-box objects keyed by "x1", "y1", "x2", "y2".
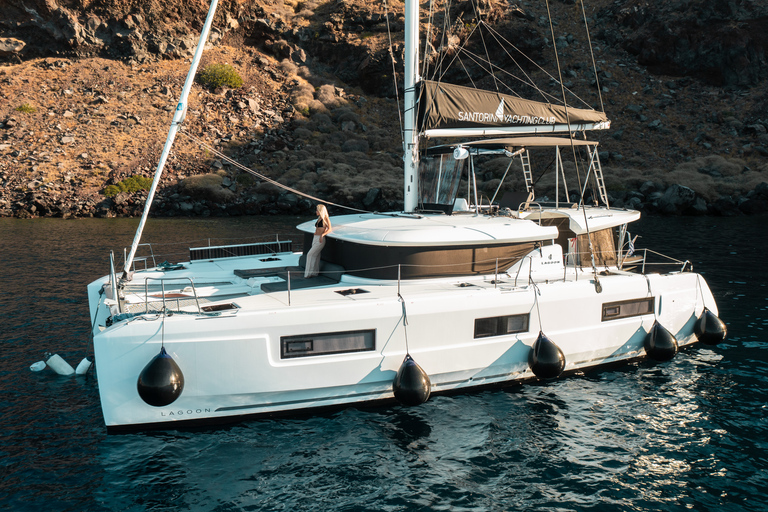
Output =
[{"x1": 305, "y1": 204, "x2": 331, "y2": 278}]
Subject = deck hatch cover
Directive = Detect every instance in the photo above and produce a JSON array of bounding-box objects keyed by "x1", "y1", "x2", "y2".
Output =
[{"x1": 336, "y1": 288, "x2": 370, "y2": 296}]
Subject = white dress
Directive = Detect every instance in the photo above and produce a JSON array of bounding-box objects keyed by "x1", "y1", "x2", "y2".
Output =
[{"x1": 304, "y1": 220, "x2": 326, "y2": 277}]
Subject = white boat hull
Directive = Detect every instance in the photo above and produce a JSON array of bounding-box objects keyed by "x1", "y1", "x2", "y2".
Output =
[{"x1": 89, "y1": 252, "x2": 718, "y2": 432}]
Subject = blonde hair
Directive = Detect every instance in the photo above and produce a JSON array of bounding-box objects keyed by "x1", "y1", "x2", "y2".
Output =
[{"x1": 317, "y1": 204, "x2": 331, "y2": 229}]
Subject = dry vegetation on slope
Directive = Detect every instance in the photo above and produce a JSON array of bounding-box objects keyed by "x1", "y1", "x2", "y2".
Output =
[{"x1": 1, "y1": 0, "x2": 768, "y2": 217}]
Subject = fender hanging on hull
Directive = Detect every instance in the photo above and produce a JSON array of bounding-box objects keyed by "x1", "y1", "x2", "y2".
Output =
[
  {"x1": 137, "y1": 347, "x2": 185, "y2": 407},
  {"x1": 644, "y1": 321, "x2": 678, "y2": 361},
  {"x1": 694, "y1": 307, "x2": 727, "y2": 346},
  {"x1": 528, "y1": 331, "x2": 565, "y2": 379},
  {"x1": 393, "y1": 354, "x2": 431, "y2": 406}
]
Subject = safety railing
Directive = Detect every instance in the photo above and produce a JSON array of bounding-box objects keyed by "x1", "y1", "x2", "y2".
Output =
[{"x1": 143, "y1": 277, "x2": 202, "y2": 314}]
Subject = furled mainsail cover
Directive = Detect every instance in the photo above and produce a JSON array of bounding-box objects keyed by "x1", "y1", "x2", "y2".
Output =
[{"x1": 417, "y1": 80, "x2": 608, "y2": 133}]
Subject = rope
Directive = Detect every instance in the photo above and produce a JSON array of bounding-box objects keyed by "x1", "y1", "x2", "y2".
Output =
[
  {"x1": 580, "y1": 0, "x2": 605, "y2": 113},
  {"x1": 384, "y1": 0, "x2": 404, "y2": 141},
  {"x1": 398, "y1": 292, "x2": 410, "y2": 354},
  {"x1": 546, "y1": 0, "x2": 600, "y2": 292},
  {"x1": 529, "y1": 277, "x2": 543, "y2": 330},
  {"x1": 179, "y1": 130, "x2": 370, "y2": 214}
]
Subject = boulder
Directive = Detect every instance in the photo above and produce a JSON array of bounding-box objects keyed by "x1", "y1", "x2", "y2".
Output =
[
  {"x1": 658, "y1": 184, "x2": 696, "y2": 214},
  {"x1": 0, "y1": 38, "x2": 25, "y2": 56}
]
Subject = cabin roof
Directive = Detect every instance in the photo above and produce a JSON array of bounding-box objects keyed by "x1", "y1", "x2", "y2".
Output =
[{"x1": 297, "y1": 213, "x2": 559, "y2": 247}]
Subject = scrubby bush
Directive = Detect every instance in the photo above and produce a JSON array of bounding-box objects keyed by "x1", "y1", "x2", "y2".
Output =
[
  {"x1": 198, "y1": 64, "x2": 244, "y2": 90},
  {"x1": 103, "y1": 175, "x2": 153, "y2": 197},
  {"x1": 180, "y1": 173, "x2": 235, "y2": 202},
  {"x1": 293, "y1": 127, "x2": 314, "y2": 140},
  {"x1": 279, "y1": 59, "x2": 299, "y2": 75},
  {"x1": 316, "y1": 84, "x2": 346, "y2": 110},
  {"x1": 333, "y1": 108, "x2": 360, "y2": 125},
  {"x1": 341, "y1": 139, "x2": 369, "y2": 153},
  {"x1": 236, "y1": 173, "x2": 255, "y2": 187},
  {"x1": 309, "y1": 112, "x2": 336, "y2": 133},
  {"x1": 15, "y1": 103, "x2": 36, "y2": 114},
  {"x1": 666, "y1": 155, "x2": 751, "y2": 201}
]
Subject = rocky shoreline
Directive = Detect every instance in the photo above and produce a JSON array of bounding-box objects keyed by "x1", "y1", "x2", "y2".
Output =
[
  {"x1": 2, "y1": 0, "x2": 768, "y2": 219},
  {"x1": 6, "y1": 172, "x2": 768, "y2": 219}
]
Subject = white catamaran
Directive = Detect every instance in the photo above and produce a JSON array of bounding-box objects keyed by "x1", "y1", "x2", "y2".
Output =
[{"x1": 87, "y1": 0, "x2": 726, "y2": 432}]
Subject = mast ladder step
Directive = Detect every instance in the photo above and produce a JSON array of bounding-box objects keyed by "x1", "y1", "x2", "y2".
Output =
[
  {"x1": 521, "y1": 150, "x2": 534, "y2": 192},
  {"x1": 591, "y1": 147, "x2": 609, "y2": 206}
]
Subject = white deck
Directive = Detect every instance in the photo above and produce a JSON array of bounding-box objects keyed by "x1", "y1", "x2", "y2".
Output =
[{"x1": 88, "y1": 240, "x2": 718, "y2": 430}]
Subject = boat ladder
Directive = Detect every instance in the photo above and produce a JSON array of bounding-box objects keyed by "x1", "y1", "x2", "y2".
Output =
[
  {"x1": 521, "y1": 150, "x2": 534, "y2": 193},
  {"x1": 589, "y1": 146, "x2": 609, "y2": 206}
]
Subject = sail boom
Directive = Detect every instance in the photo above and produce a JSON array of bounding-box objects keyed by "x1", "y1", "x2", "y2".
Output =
[
  {"x1": 417, "y1": 80, "x2": 610, "y2": 136},
  {"x1": 424, "y1": 121, "x2": 610, "y2": 139}
]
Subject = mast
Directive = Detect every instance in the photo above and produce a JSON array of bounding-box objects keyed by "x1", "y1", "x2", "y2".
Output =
[
  {"x1": 403, "y1": 0, "x2": 419, "y2": 213},
  {"x1": 123, "y1": 0, "x2": 220, "y2": 276}
]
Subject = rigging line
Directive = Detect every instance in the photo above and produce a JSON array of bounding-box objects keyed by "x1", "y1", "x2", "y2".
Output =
[
  {"x1": 479, "y1": 25, "x2": 547, "y2": 102},
  {"x1": 487, "y1": 23, "x2": 594, "y2": 110},
  {"x1": 178, "y1": 131, "x2": 370, "y2": 215},
  {"x1": 422, "y1": 0, "x2": 435, "y2": 79},
  {"x1": 446, "y1": 37, "x2": 582, "y2": 105},
  {"x1": 457, "y1": 55, "x2": 478, "y2": 90},
  {"x1": 580, "y1": 0, "x2": 605, "y2": 113},
  {"x1": 433, "y1": 19, "x2": 482, "y2": 82},
  {"x1": 384, "y1": 0, "x2": 404, "y2": 141},
  {"x1": 532, "y1": 155, "x2": 557, "y2": 187},
  {"x1": 437, "y1": 0, "x2": 458, "y2": 79},
  {"x1": 427, "y1": 1, "x2": 443, "y2": 80},
  {"x1": 468, "y1": 6, "x2": 500, "y2": 92},
  {"x1": 448, "y1": 46, "x2": 567, "y2": 102},
  {"x1": 545, "y1": 0, "x2": 600, "y2": 293}
]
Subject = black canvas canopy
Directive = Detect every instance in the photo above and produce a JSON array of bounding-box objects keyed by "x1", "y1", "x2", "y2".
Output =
[{"x1": 417, "y1": 80, "x2": 609, "y2": 136}]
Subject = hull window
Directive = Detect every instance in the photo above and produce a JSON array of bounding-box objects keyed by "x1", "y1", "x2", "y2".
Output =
[
  {"x1": 602, "y1": 297, "x2": 654, "y2": 321},
  {"x1": 474, "y1": 314, "x2": 530, "y2": 338},
  {"x1": 281, "y1": 329, "x2": 376, "y2": 359}
]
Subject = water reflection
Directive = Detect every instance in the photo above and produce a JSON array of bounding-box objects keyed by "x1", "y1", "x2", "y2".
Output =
[{"x1": 2, "y1": 215, "x2": 767, "y2": 511}]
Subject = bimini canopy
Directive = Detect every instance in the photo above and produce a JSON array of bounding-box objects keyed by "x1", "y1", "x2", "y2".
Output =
[{"x1": 418, "y1": 80, "x2": 610, "y2": 138}]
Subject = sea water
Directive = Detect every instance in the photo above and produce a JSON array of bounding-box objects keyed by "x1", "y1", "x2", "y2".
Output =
[{"x1": 0, "y1": 215, "x2": 765, "y2": 511}]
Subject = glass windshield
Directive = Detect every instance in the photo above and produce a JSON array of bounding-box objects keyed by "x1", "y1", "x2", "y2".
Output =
[{"x1": 419, "y1": 153, "x2": 465, "y2": 211}]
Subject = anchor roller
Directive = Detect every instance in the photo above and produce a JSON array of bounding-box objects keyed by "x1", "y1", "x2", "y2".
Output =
[
  {"x1": 137, "y1": 347, "x2": 184, "y2": 407},
  {"x1": 393, "y1": 354, "x2": 431, "y2": 406}
]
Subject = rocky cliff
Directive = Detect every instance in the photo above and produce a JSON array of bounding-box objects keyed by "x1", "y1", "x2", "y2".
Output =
[{"x1": 1, "y1": 0, "x2": 768, "y2": 218}]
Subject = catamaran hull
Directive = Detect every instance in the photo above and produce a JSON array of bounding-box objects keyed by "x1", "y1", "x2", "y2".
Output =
[{"x1": 92, "y1": 270, "x2": 718, "y2": 432}]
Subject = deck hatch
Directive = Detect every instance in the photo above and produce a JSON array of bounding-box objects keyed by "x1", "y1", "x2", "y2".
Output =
[
  {"x1": 474, "y1": 313, "x2": 530, "y2": 338},
  {"x1": 201, "y1": 303, "x2": 239, "y2": 312},
  {"x1": 336, "y1": 288, "x2": 370, "y2": 296},
  {"x1": 601, "y1": 297, "x2": 654, "y2": 321},
  {"x1": 280, "y1": 329, "x2": 376, "y2": 359}
]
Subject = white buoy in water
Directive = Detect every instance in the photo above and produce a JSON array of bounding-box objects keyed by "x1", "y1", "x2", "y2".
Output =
[
  {"x1": 46, "y1": 354, "x2": 75, "y2": 376},
  {"x1": 75, "y1": 357, "x2": 92, "y2": 375},
  {"x1": 30, "y1": 361, "x2": 46, "y2": 372}
]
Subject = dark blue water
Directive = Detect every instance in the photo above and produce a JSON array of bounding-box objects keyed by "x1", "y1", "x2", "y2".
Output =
[{"x1": 1, "y1": 215, "x2": 766, "y2": 511}]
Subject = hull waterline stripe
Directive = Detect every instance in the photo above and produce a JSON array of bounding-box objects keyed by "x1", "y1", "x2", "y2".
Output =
[{"x1": 215, "y1": 389, "x2": 389, "y2": 412}]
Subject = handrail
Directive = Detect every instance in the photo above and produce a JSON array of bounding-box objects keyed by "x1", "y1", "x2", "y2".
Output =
[
  {"x1": 143, "y1": 277, "x2": 202, "y2": 314},
  {"x1": 523, "y1": 202, "x2": 544, "y2": 225},
  {"x1": 117, "y1": 235, "x2": 299, "y2": 272}
]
